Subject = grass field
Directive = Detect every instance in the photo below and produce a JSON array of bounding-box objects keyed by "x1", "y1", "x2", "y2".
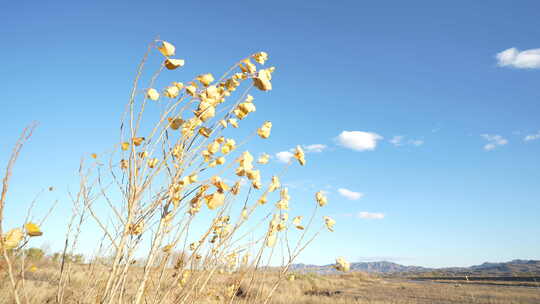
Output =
[{"x1": 3, "y1": 265, "x2": 540, "y2": 304}]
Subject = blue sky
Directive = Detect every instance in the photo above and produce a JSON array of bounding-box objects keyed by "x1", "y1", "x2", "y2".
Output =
[{"x1": 1, "y1": 0, "x2": 539, "y2": 268}]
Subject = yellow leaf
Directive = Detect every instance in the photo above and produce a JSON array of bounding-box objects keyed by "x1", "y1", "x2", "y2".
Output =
[
  {"x1": 25, "y1": 222, "x2": 43, "y2": 237},
  {"x1": 121, "y1": 142, "x2": 130, "y2": 151}
]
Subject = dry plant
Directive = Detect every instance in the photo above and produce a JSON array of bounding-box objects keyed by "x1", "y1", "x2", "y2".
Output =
[{"x1": 0, "y1": 39, "x2": 348, "y2": 304}]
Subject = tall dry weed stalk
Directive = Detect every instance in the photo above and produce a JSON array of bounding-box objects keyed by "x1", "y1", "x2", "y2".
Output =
[{"x1": 0, "y1": 39, "x2": 347, "y2": 304}]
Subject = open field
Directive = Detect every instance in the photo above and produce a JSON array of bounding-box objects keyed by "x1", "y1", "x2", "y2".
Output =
[{"x1": 3, "y1": 267, "x2": 540, "y2": 304}]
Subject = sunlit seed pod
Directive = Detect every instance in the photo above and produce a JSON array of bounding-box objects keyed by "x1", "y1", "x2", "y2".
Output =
[
  {"x1": 147, "y1": 88, "x2": 160, "y2": 100},
  {"x1": 216, "y1": 156, "x2": 225, "y2": 165},
  {"x1": 132, "y1": 137, "x2": 145, "y2": 146},
  {"x1": 266, "y1": 233, "x2": 277, "y2": 248},
  {"x1": 246, "y1": 169, "x2": 260, "y2": 181},
  {"x1": 188, "y1": 174, "x2": 198, "y2": 183},
  {"x1": 30, "y1": 265, "x2": 38, "y2": 273},
  {"x1": 231, "y1": 181, "x2": 241, "y2": 195},
  {"x1": 25, "y1": 222, "x2": 43, "y2": 237},
  {"x1": 253, "y1": 68, "x2": 273, "y2": 91},
  {"x1": 323, "y1": 216, "x2": 336, "y2": 232},
  {"x1": 168, "y1": 117, "x2": 184, "y2": 130},
  {"x1": 335, "y1": 257, "x2": 350, "y2": 272},
  {"x1": 208, "y1": 160, "x2": 217, "y2": 167},
  {"x1": 294, "y1": 145, "x2": 306, "y2": 166},
  {"x1": 128, "y1": 221, "x2": 144, "y2": 235},
  {"x1": 164, "y1": 85, "x2": 180, "y2": 98},
  {"x1": 164, "y1": 58, "x2": 184, "y2": 70},
  {"x1": 216, "y1": 136, "x2": 225, "y2": 144},
  {"x1": 162, "y1": 244, "x2": 173, "y2": 253},
  {"x1": 198, "y1": 127, "x2": 212, "y2": 138},
  {"x1": 121, "y1": 142, "x2": 130, "y2": 151},
  {"x1": 252, "y1": 51, "x2": 269, "y2": 64},
  {"x1": 228, "y1": 118, "x2": 239, "y2": 128},
  {"x1": 185, "y1": 85, "x2": 197, "y2": 96},
  {"x1": 173, "y1": 82, "x2": 184, "y2": 90},
  {"x1": 252, "y1": 180, "x2": 262, "y2": 189},
  {"x1": 257, "y1": 153, "x2": 270, "y2": 164},
  {"x1": 206, "y1": 191, "x2": 225, "y2": 210},
  {"x1": 197, "y1": 73, "x2": 214, "y2": 86},
  {"x1": 157, "y1": 40, "x2": 175, "y2": 57},
  {"x1": 221, "y1": 139, "x2": 236, "y2": 154},
  {"x1": 147, "y1": 158, "x2": 159, "y2": 168},
  {"x1": 207, "y1": 141, "x2": 220, "y2": 154},
  {"x1": 268, "y1": 176, "x2": 281, "y2": 192},
  {"x1": 120, "y1": 159, "x2": 128, "y2": 170},
  {"x1": 258, "y1": 195, "x2": 267, "y2": 205},
  {"x1": 315, "y1": 191, "x2": 328, "y2": 207},
  {"x1": 90, "y1": 153, "x2": 97, "y2": 159},
  {"x1": 195, "y1": 105, "x2": 215, "y2": 122},
  {"x1": 239, "y1": 58, "x2": 257, "y2": 74},
  {"x1": 276, "y1": 199, "x2": 289, "y2": 210},
  {"x1": 219, "y1": 120, "x2": 227, "y2": 128},
  {"x1": 189, "y1": 242, "x2": 197, "y2": 251},
  {"x1": 201, "y1": 150, "x2": 212, "y2": 162},
  {"x1": 257, "y1": 121, "x2": 272, "y2": 139},
  {"x1": 2, "y1": 228, "x2": 24, "y2": 249},
  {"x1": 138, "y1": 151, "x2": 148, "y2": 159}
]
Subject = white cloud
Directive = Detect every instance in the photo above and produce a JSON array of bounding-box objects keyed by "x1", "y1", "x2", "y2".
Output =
[
  {"x1": 524, "y1": 131, "x2": 540, "y2": 142},
  {"x1": 303, "y1": 144, "x2": 327, "y2": 153},
  {"x1": 389, "y1": 136, "x2": 423, "y2": 147},
  {"x1": 496, "y1": 47, "x2": 540, "y2": 69},
  {"x1": 358, "y1": 212, "x2": 385, "y2": 219},
  {"x1": 275, "y1": 151, "x2": 294, "y2": 163},
  {"x1": 389, "y1": 136, "x2": 404, "y2": 146},
  {"x1": 338, "y1": 188, "x2": 364, "y2": 200},
  {"x1": 481, "y1": 134, "x2": 508, "y2": 151},
  {"x1": 336, "y1": 131, "x2": 382, "y2": 151}
]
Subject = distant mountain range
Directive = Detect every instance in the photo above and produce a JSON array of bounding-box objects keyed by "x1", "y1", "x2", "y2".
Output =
[{"x1": 289, "y1": 259, "x2": 540, "y2": 276}]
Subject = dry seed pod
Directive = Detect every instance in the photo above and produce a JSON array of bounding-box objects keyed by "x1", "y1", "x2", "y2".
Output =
[
  {"x1": 165, "y1": 58, "x2": 184, "y2": 70},
  {"x1": 158, "y1": 41, "x2": 175, "y2": 57}
]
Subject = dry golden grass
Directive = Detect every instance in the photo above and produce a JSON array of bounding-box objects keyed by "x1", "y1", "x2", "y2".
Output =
[{"x1": 2, "y1": 265, "x2": 539, "y2": 304}]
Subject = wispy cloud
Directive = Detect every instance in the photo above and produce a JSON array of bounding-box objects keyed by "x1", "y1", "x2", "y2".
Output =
[
  {"x1": 303, "y1": 144, "x2": 327, "y2": 153},
  {"x1": 496, "y1": 47, "x2": 540, "y2": 69},
  {"x1": 524, "y1": 131, "x2": 540, "y2": 142},
  {"x1": 389, "y1": 136, "x2": 404, "y2": 146},
  {"x1": 389, "y1": 136, "x2": 424, "y2": 147},
  {"x1": 410, "y1": 139, "x2": 424, "y2": 146},
  {"x1": 358, "y1": 212, "x2": 385, "y2": 219},
  {"x1": 338, "y1": 188, "x2": 364, "y2": 200},
  {"x1": 336, "y1": 131, "x2": 382, "y2": 151},
  {"x1": 481, "y1": 134, "x2": 508, "y2": 151}
]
